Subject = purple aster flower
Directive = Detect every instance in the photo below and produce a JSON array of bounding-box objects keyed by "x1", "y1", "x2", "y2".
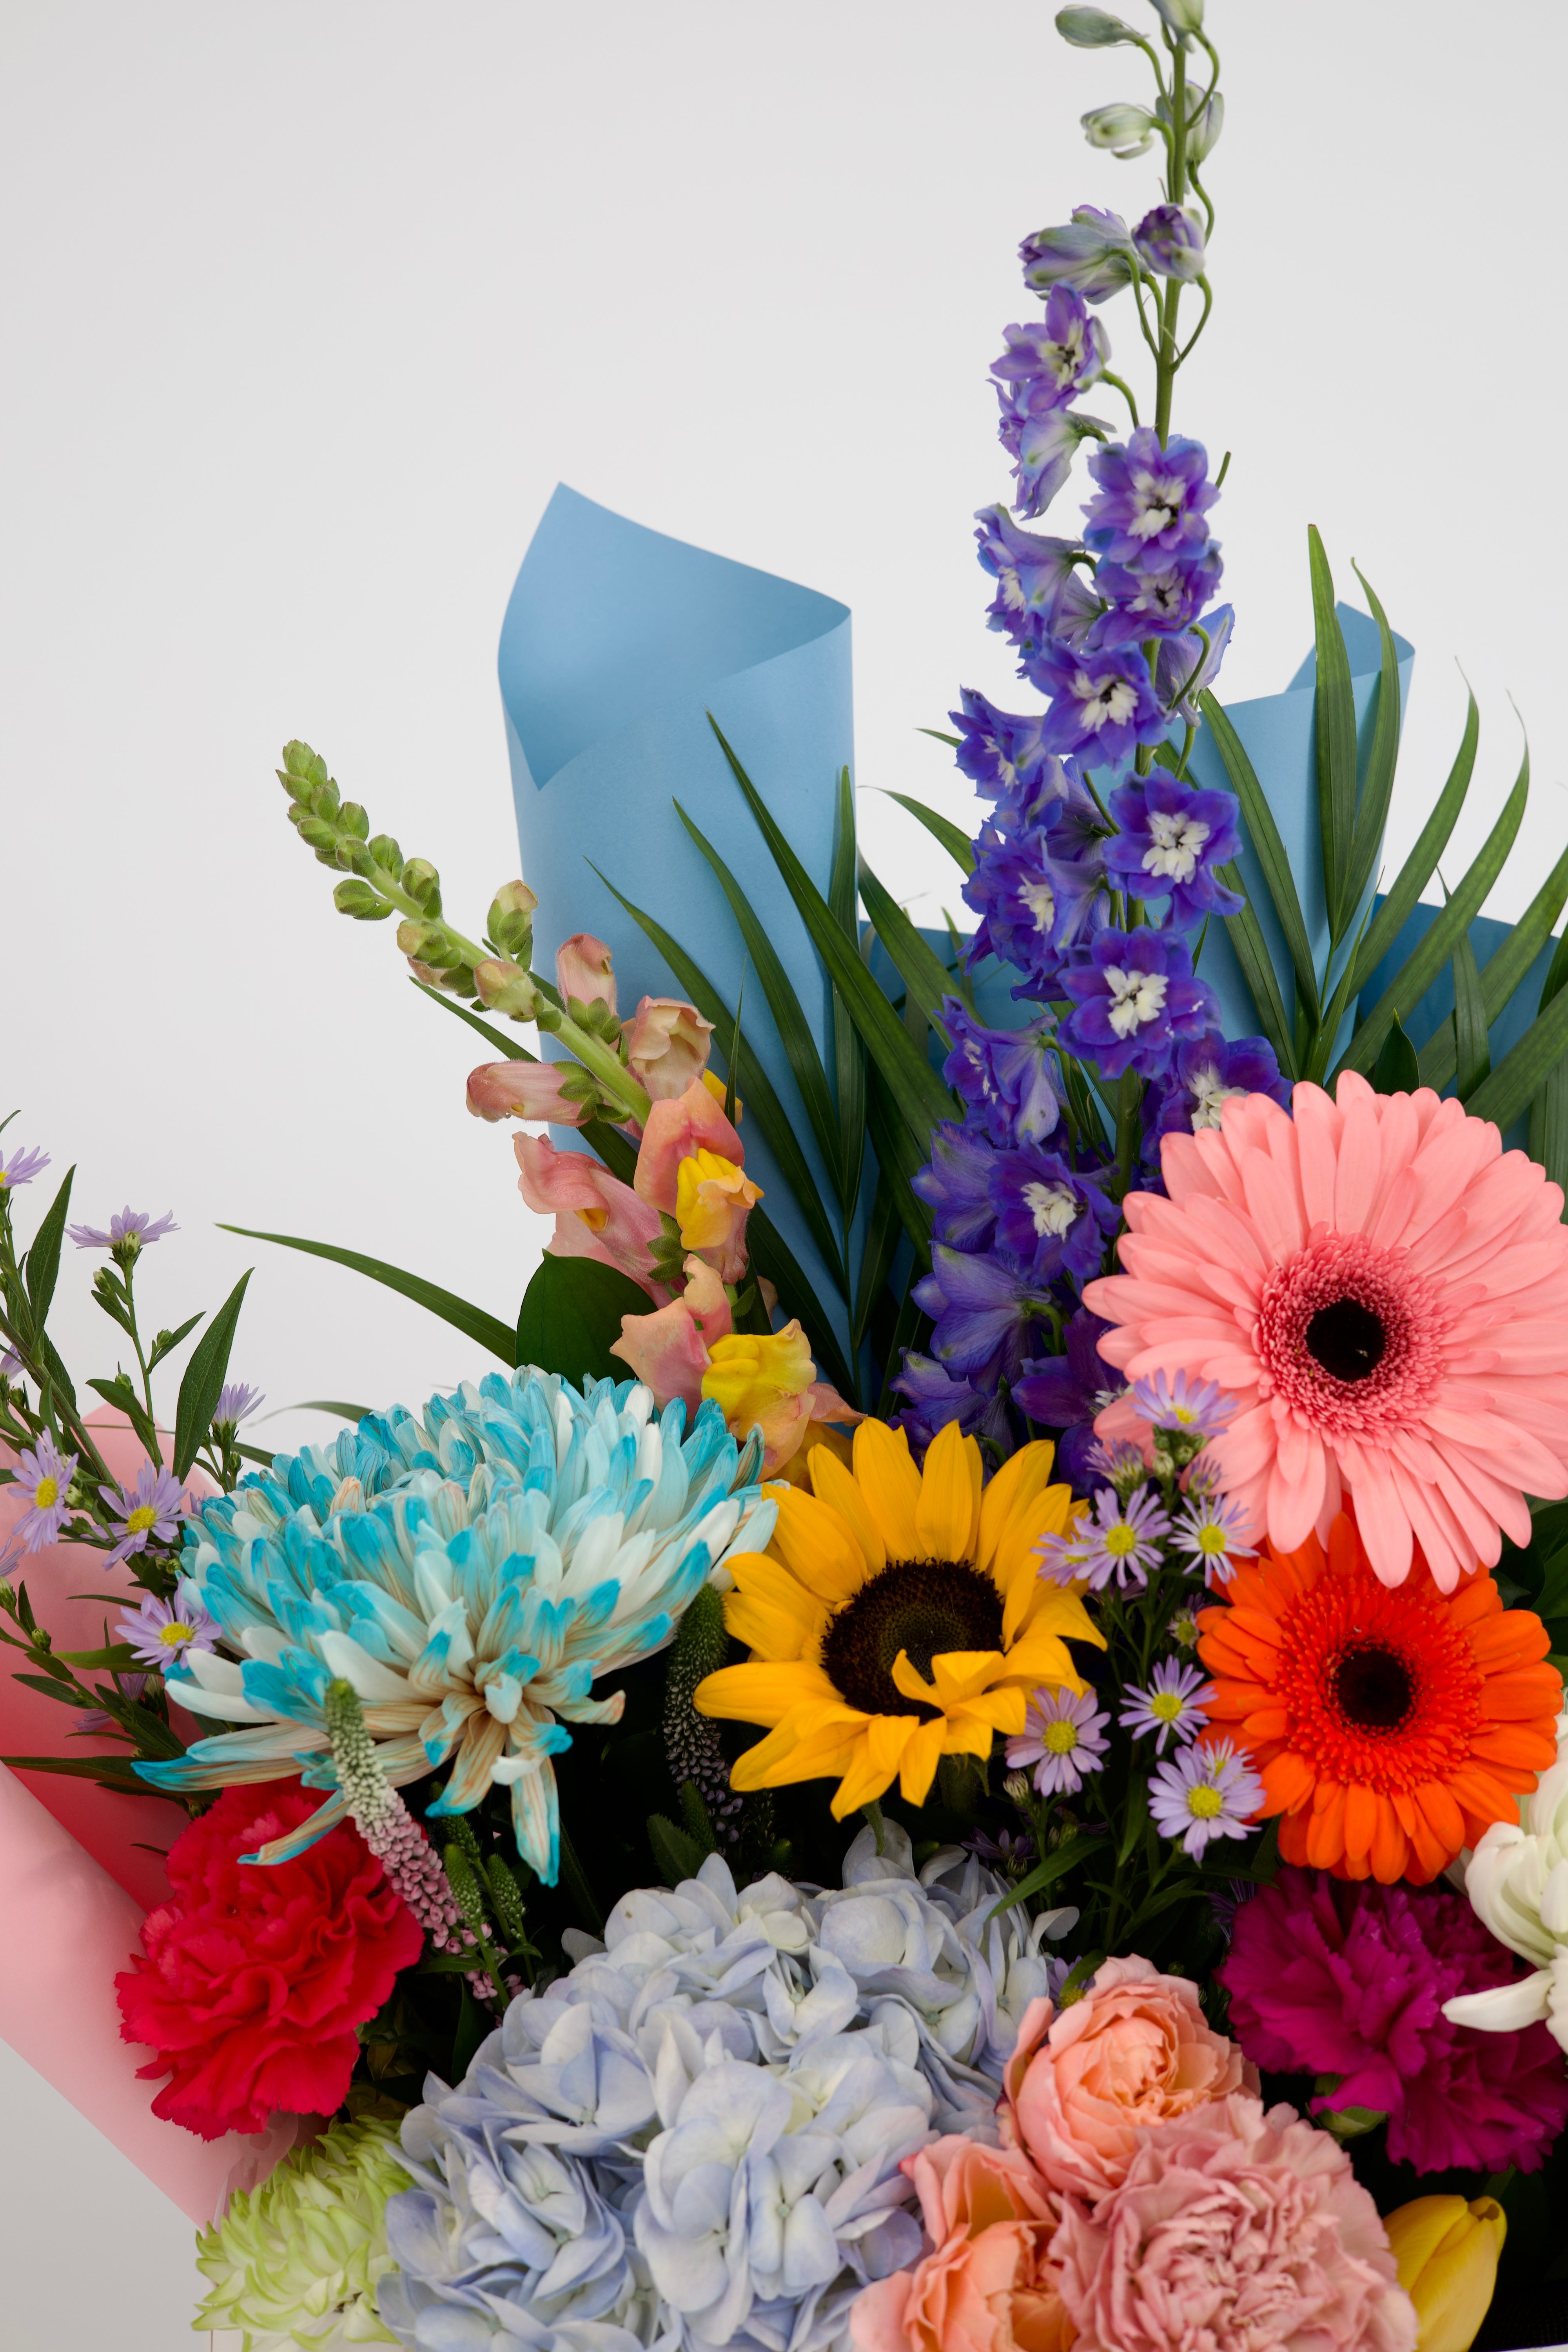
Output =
[
  {"x1": 1013, "y1": 1308, "x2": 1116, "y2": 1492},
  {"x1": 1082, "y1": 428, "x2": 1219, "y2": 570},
  {"x1": 913, "y1": 1243, "x2": 1057, "y2": 1388},
  {"x1": 1076, "y1": 1483, "x2": 1172, "y2": 1590},
  {"x1": 1007, "y1": 1686, "x2": 1111, "y2": 1797},
  {"x1": 212, "y1": 1382, "x2": 263, "y2": 1430},
  {"x1": 103, "y1": 1460, "x2": 186, "y2": 1567},
  {"x1": 965, "y1": 1823, "x2": 1038, "y2": 1871},
  {"x1": 1085, "y1": 1436, "x2": 1149, "y2": 1490},
  {"x1": 68, "y1": 1206, "x2": 178, "y2": 1255},
  {"x1": 11, "y1": 1430, "x2": 77, "y2": 1551},
  {"x1": 1090, "y1": 546, "x2": 1223, "y2": 650},
  {"x1": 1173, "y1": 1485, "x2": 1257, "y2": 1586},
  {"x1": 997, "y1": 395, "x2": 1112, "y2": 523},
  {"x1": 1119, "y1": 1657, "x2": 1216, "y2": 1755},
  {"x1": 1058, "y1": 926, "x2": 1217, "y2": 1080},
  {"x1": 0, "y1": 1350, "x2": 22, "y2": 1381},
  {"x1": 1149, "y1": 1737, "x2": 1264, "y2": 1858},
  {"x1": 991, "y1": 285, "x2": 1109, "y2": 409},
  {"x1": 892, "y1": 1352, "x2": 1014, "y2": 1459},
  {"x1": 1104, "y1": 774, "x2": 1243, "y2": 928},
  {"x1": 989, "y1": 1147, "x2": 1119, "y2": 1287},
  {"x1": 1140, "y1": 1029, "x2": 1291, "y2": 1164},
  {"x1": 1131, "y1": 1368, "x2": 1237, "y2": 1438},
  {"x1": 1020, "y1": 207, "x2": 1136, "y2": 303},
  {"x1": 116, "y1": 1577, "x2": 219, "y2": 1670},
  {"x1": 1027, "y1": 641, "x2": 1169, "y2": 771},
  {"x1": 942, "y1": 1003, "x2": 1062, "y2": 1147},
  {"x1": 1156, "y1": 603, "x2": 1235, "y2": 722},
  {"x1": 911, "y1": 1121, "x2": 999, "y2": 1251},
  {"x1": 0, "y1": 1143, "x2": 51, "y2": 1192},
  {"x1": 1132, "y1": 203, "x2": 1208, "y2": 283},
  {"x1": 973, "y1": 510, "x2": 1100, "y2": 659}
]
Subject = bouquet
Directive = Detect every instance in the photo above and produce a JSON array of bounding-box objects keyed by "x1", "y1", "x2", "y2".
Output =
[{"x1": 7, "y1": 6, "x2": 1568, "y2": 2348}]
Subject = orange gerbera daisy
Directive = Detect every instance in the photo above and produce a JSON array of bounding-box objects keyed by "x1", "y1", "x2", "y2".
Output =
[{"x1": 1196, "y1": 1510, "x2": 1561, "y2": 1884}]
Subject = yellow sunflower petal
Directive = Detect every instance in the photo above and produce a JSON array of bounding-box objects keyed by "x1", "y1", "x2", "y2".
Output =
[
  {"x1": 769, "y1": 1487, "x2": 871, "y2": 1606},
  {"x1": 951, "y1": 1684, "x2": 1030, "y2": 1737},
  {"x1": 1022, "y1": 1581, "x2": 1106, "y2": 1651},
  {"x1": 830, "y1": 1713, "x2": 920, "y2": 1817},
  {"x1": 852, "y1": 1420, "x2": 923, "y2": 1559},
  {"x1": 975, "y1": 1439, "x2": 1058, "y2": 1575},
  {"x1": 695, "y1": 1660, "x2": 838, "y2": 1726},
  {"x1": 927, "y1": 1648, "x2": 1009, "y2": 1704},
  {"x1": 997, "y1": 1625, "x2": 1089, "y2": 1695},
  {"x1": 806, "y1": 1446, "x2": 885, "y2": 1575},
  {"x1": 725, "y1": 1555, "x2": 829, "y2": 1661},
  {"x1": 914, "y1": 1421, "x2": 983, "y2": 1563},
  {"x1": 898, "y1": 1716, "x2": 947, "y2": 1807},
  {"x1": 729, "y1": 1704, "x2": 868, "y2": 1790},
  {"x1": 940, "y1": 1706, "x2": 1004, "y2": 1760}
]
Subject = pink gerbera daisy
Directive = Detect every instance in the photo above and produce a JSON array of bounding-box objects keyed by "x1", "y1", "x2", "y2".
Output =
[{"x1": 1083, "y1": 1070, "x2": 1568, "y2": 1592}]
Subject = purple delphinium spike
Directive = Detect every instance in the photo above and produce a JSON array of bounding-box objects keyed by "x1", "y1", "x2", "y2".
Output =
[
  {"x1": 913, "y1": 1244, "x2": 1057, "y2": 1391},
  {"x1": 972, "y1": 512, "x2": 1100, "y2": 661},
  {"x1": 1020, "y1": 207, "x2": 1136, "y2": 304},
  {"x1": 1140, "y1": 1029, "x2": 1290, "y2": 1164},
  {"x1": 1013, "y1": 1307, "x2": 1118, "y2": 1494},
  {"x1": 1119, "y1": 1657, "x2": 1216, "y2": 1755},
  {"x1": 0, "y1": 1144, "x2": 51, "y2": 1192},
  {"x1": 1149, "y1": 1738, "x2": 1263, "y2": 1858},
  {"x1": 942, "y1": 1004, "x2": 1063, "y2": 1150},
  {"x1": 1058, "y1": 927, "x2": 1218, "y2": 1081},
  {"x1": 893, "y1": 1352, "x2": 1015, "y2": 1461},
  {"x1": 1082, "y1": 427, "x2": 1219, "y2": 569},
  {"x1": 1132, "y1": 203, "x2": 1207, "y2": 282},
  {"x1": 988, "y1": 1146, "x2": 1119, "y2": 1287},
  {"x1": 12, "y1": 1430, "x2": 78, "y2": 1552},
  {"x1": 1027, "y1": 641, "x2": 1169, "y2": 769},
  {"x1": 998, "y1": 401, "x2": 1114, "y2": 524},
  {"x1": 1104, "y1": 774, "x2": 1244, "y2": 929},
  {"x1": 1156, "y1": 604, "x2": 1235, "y2": 721},
  {"x1": 1006, "y1": 1686, "x2": 1111, "y2": 1797},
  {"x1": 991, "y1": 285, "x2": 1109, "y2": 410}
]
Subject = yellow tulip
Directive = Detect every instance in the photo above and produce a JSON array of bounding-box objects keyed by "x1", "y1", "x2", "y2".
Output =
[{"x1": 1384, "y1": 2195, "x2": 1506, "y2": 2352}]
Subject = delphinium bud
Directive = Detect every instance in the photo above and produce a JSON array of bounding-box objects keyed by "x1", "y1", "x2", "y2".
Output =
[
  {"x1": 1056, "y1": 6, "x2": 1139, "y2": 45},
  {"x1": 1149, "y1": 0, "x2": 1203, "y2": 36},
  {"x1": 1186, "y1": 88, "x2": 1224, "y2": 161},
  {"x1": 1082, "y1": 102, "x2": 1158, "y2": 158},
  {"x1": 663, "y1": 1583, "x2": 742, "y2": 1847},
  {"x1": 1133, "y1": 203, "x2": 1207, "y2": 282}
]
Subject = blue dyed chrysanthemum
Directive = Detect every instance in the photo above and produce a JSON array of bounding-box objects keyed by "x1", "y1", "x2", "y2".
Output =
[{"x1": 136, "y1": 1370, "x2": 774, "y2": 1885}]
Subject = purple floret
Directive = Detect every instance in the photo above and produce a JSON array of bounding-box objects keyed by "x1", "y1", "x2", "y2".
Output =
[
  {"x1": 991, "y1": 284, "x2": 1109, "y2": 408},
  {"x1": 1027, "y1": 639, "x2": 1169, "y2": 771},
  {"x1": 1058, "y1": 925, "x2": 1218, "y2": 1079},
  {"x1": 973, "y1": 509, "x2": 1099, "y2": 658},
  {"x1": 1082, "y1": 427, "x2": 1219, "y2": 569},
  {"x1": 988, "y1": 1146, "x2": 1119, "y2": 1287},
  {"x1": 1140, "y1": 1029, "x2": 1292, "y2": 1163},
  {"x1": 941, "y1": 1003, "x2": 1063, "y2": 1147},
  {"x1": 1103, "y1": 773, "x2": 1243, "y2": 928}
]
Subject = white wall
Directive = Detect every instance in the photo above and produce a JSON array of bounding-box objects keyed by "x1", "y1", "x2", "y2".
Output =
[{"x1": 0, "y1": 3, "x2": 1563, "y2": 2341}]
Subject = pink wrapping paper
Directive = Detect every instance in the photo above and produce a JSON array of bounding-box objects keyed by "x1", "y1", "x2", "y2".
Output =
[{"x1": 0, "y1": 1409, "x2": 303, "y2": 2220}]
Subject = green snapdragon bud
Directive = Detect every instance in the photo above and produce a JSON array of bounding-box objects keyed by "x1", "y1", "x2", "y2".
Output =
[
  {"x1": 487, "y1": 881, "x2": 538, "y2": 962},
  {"x1": 333, "y1": 879, "x2": 395, "y2": 922},
  {"x1": 473, "y1": 958, "x2": 539, "y2": 1019},
  {"x1": 443, "y1": 1842, "x2": 487, "y2": 1935},
  {"x1": 484, "y1": 1855, "x2": 530, "y2": 1949},
  {"x1": 401, "y1": 858, "x2": 442, "y2": 916}
]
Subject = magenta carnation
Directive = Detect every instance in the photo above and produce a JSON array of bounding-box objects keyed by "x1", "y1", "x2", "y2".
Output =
[
  {"x1": 1053, "y1": 2092, "x2": 1416, "y2": 2352},
  {"x1": 1220, "y1": 1866, "x2": 1568, "y2": 2174}
]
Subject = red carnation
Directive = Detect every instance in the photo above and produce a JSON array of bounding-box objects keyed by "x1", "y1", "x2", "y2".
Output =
[{"x1": 116, "y1": 1780, "x2": 423, "y2": 2139}]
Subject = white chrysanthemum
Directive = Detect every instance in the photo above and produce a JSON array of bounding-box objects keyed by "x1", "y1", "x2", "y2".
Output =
[{"x1": 1446, "y1": 1711, "x2": 1568, "y2": 2050}]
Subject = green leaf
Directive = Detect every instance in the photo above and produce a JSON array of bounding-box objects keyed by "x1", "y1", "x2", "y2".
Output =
[
  {"x1": 23, "y1": 1165, "x2": 76, "y2": 1328},
  {"x1": 856, "y1": 857, "x2": 957, "y2": 1041},
  {"x1": 56, "y1": 1643, "x2": 141, "y2": 1670},
  {"x1": 410, "y1": 978, "x2": 637, "y2": 1184},
  {"x1": 147, "y1": 1312, "x2": 204, "y2": 1371},
  {"x1": 218, "y1": 1227, "x2": 515, "y2": 1367},
  {"x1": 988, "y1": 1831, "x2": 1101, "y2": 1918},
  {"x1": 515, "y1": 1255, "x2": 653, "y2": 1387},
  {"x1": 1116, "y1": 1770, "x2": 1151, "y2": 1866},
  {"x1": 877, "y1": 790, "x2": 976, "y2": 877},
  {"x1": 172, "y1": 1269, "x2": 253, "y2": 1479},
  {"x1": 1341, "y1": 733, "x2": 1528, "y2": 1080},
  {"x1": 1419, "y1": 836, "x2": 1568, "y2": 1095},
  {"x1": 1200, "y1": 691, "x2": 1319, "y2": 1021},
  {"x1": 830, "y1": 771, "x2": 867, "y2": 1226},
  {"x1": 1530, "y1": 933, "x2": 1568, "y2": 1200},
  {"x1": 647, "y1": 1811, "x2": 709, "y2": 1885},
  {"x1": 1341, "y1": 564, "x2": 1404, "y2": 927},
  {"x1": 278, "y1": 1399, "x2": 373, "y2": 1423},
  {"x1": 1307, "y1": 527, "x2": 1358, "y2": 942},
  {"x1": 1347, "y1": 689, "x2": 1478, "y2": 996},
  {"x1": 84, "y1": 1376, "x2": 162, "y2": 1466},
  {"x1": 1449, "y1": 924, "x2": 1491, "y2": 1100},
  {"x1": 1465, "y1": 969, "x2": 1568, "y2": 1135},
  {"x1": 864, "y1": 1065, "x2": 935, "y2": 1259},
  {"x1": 853, "y1": 1173, "x2": 904, "y2": 1355},
  {"x1": 1370, "y1": 1008, "x2": 1419, "y2": 1096},
  {"x1": 1213, "y1": 866, "x2": 1298, "y2": 1076},
  {"x1": 588, "y1": 859, "x2": 847, "y2": 1280},
  {"x1": 2, "y1": 1753, "x2": 150, "y2": 1788},
  {"x1": 710, "y1": 717, "x2": 957, "y2": 1145}
]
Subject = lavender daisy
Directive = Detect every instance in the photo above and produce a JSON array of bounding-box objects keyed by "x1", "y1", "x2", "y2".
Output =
[
  {"x1": 116, "y1": 1579, "x2": 218, "y2": 1671},
  {"x1": 11, "y1": 1430, "x2": 77, "y2": 1551},
  {"x1": 0, "y1": 1143, "x2": 51, "y2": 1191},
  {"x1": 1119, "y1": 1657, "x2": 1216, "y2": 1754},
  {"x1": 1173, "y1": 1485, "x2": 1257, "y2": 1585},
  {"x1": 1148, "y1": 1738, "x2": 1263, "y2": 1858},
  {"x1": 1007, "y1": 1687, "x2": 1110, "y2": 1796},
  {"x1": 211, "y1": 1382, "x2": 264, "y2": 1432},
  {"x1": 68, "y1": 1207, "x2": 178, "y2": 1257},
  {"x1": 103, "y1": 1461, "x2": 186, "y2": 1567},
  {"x1": 1129, "y1": 1369, "x2": 1237, "y2": 1439},
  {"x1": 1055, "y1": 1484, "x2": 1172, "y2": 1592}
]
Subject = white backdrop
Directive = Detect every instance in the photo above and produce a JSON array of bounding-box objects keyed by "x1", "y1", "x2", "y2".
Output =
[{"x1": 1, "y1": 2, "x2": 1564, "y2": 2341}]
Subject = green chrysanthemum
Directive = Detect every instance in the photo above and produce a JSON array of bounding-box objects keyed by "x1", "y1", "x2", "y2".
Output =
[{"x1": 194, "y1": 2118, "x2": 409, "y2": 2350}]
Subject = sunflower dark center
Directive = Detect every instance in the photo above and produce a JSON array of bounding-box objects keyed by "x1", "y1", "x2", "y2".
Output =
[
  {"x1": 821, "y1": 1559, "x2": 1004, "y2": 1720},
  {"x1": 1332, "y1": 1640, "x2": 1415, "y2": 1732},
  {"x1": 1305, "y1": 1296, "x2": 1386, "y2": 1381}
]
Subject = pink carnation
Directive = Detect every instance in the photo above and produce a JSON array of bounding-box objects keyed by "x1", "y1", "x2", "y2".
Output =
[
  {"x1": 1053, "y1": 2092, "x2": 1417, "y2": 2352},
  {"x1": 1001, "y1": 1956, "x2": 1256, "y2": 2201},
  {"x1": 1220, "y1": 1867, "x2": 1568, "y2": 2174}
]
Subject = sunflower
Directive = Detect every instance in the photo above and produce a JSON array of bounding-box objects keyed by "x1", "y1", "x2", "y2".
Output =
[
  {"x1": 1197, "y1": 1510, "x2": 1562, "y2": 1884},
  {"x1": 693, "y1": 1419, "x2": 1102, "y2": 1818}
]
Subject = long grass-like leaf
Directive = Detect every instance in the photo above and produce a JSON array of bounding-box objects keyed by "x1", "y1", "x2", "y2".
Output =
[
  {"x1": 1347, "y1": 690, "x2": 1479, "y2": 995},
  {"x1": 1308, "y1": 527, "x2": 1357, "y2": 943},
  {"x1": 1341, "y1": 565, "x2": 1403, "y2": 924},
  {"x1": 410, "y1": 979, "x2": 637, "y2": 1183},
  {"x1": 1199, "y1": 692, "x2": 1319, "y2": 1020},
  {"x1": 865, "y1": 1065, "x2": 935, "y2": 1259},
  {"x1": 710, "y1": 717, "x2": 957, "y2": 1143},
  {"x1": 588, "y1": 863, "x2": 846, "y2": 1283},
  {"x1": 829, "y1": 770, "x2": 867, "y2": 1227},
  {"x1": 1530, "y1": 931, "x2": 1568, "y2": 1203},
  {"x1": 1340, "y1": 736, "x2": 1528, "y2": 1079},
  {"x1": 856, "y1": 858, "x2": 957, "y2": 1041},
  {"x1": 1466, "y1": 978, "x2": 1568, "y2": 1134},
  {"x1": 1213, "y1": 867, "x2": 1297, "y2": 1075},
  {"x1": 1450, "y1": 926, "x2": 1491, "y2": 1100},
  {"x1": 852, "y1": 1172, "x2": 903, "y2": 1354},
  {"x1": 877, "y1": 790, "x2": 977, "y2": 877},
  {"x1": 173, "y1": 1270, "x2": 252, "y2": 1479},
  {"x1": 218, "y1": 1226, "x2": 515, "y2": 1364},
  {"x1": 1419, "y1": 838, "x2": 1568, "y2": 1094}
]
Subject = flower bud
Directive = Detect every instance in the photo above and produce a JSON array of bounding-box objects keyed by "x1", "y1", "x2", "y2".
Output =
[
  {"x1": 397, "y1": 917, "x2": 455, "y2": 966},
  {"x1": 1082, "y1": 102, "x2": 1158, "y2": 158},
  {"x1": 1003, "y1": 1769, "x2": 1034, "y2": 1808},
  {"x1": 1185, "y1": 87, "x2": 1224, "y2": 161},
  {"x1": 556, "y1": 932, "x2": 617, "y2": 1014},
  {"x1": 277, "y1": 740, "x2": 328, "y2": 805},
  {"x1": 1149, "y1": 0, "x2": 1203, "y2": 34},
  {"x1": 1133, "y1": 202, "x2": 1207, "y2": 281},
  {"x1": 332, "y1": 878, "x2": 394, "y2": 922},
  {"x1": 1055, "y1": 5, "x2": 1138, "y2": 43},
  {"x1": 1021, "y1": 206, "x2": 1135, "y2": 301},
  {"x1": 337, "y1": 800, "x2": 370, "y2": 841},
  {"x1": 1384, "y1": 2197, "x2": 1506, "y2": 2352},
  {"x1": 308, "y1": 778, "x2": 341, "y2": 821},
  {"x1": 487, "y1": 880, "x2": 538, "y2": 962},
  {"x1": 625, "y1": 998, "x2": 715, "y2": 1101},
  {"x1": 366, "y1": 832, "x2": 403, "y2": 875},
  {"x1": 472, "y1": 958, "x2": 540, "y2": 1020},
  {"x1": 292, "y1": 813, "x2": 338, "y2": 859},
  {"x1": 466, "y1": 1058, "x2": 593, "y2": 1124},
  {"x1": 401, "y1": 857, "x2": 442, "y2": 916}
]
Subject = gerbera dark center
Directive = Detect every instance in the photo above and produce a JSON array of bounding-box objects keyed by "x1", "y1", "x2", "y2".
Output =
[
  {"x1": 821, "y1": 1559, "x2": 1004, "y2": 1719},
  {"x1": 1305, "y1": 1296, "x2": 1386, "y2": 1381},
  {"x1": 1332, "y1": 1640, "x2": 1415, "y2": 1732}
]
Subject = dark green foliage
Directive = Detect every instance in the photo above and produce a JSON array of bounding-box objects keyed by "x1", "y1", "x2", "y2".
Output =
[{"x1": 514, "y1": 1254, "x2": 652, "y2": 1386}]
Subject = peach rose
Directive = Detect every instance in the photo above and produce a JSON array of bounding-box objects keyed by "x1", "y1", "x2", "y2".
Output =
[
  {"x1": 1001, "y1": 1958, "x2": 1256, "y2": 2203},
  {"x1": 850, "y1": 2136, "x2": 1075, "y2": 2352}
]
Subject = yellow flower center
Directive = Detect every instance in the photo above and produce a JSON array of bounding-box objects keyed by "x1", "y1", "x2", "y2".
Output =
[
  {"x1": 1172, "y1": 1404, "x2": 1198, "y2": 1423},
  {"x1": 1187, "y1": 1782, "x2": 1225, "y2": 1818},
  {"x1": 127, "y1": 1504, "x2": 159, "y2": 1535},
  {"x1": 575, "y1": 1206, "x2": 609, "y2": 1232},
  {"x1": 1196, "y1": 1523, "x2": 1227, "y2": 1554},
  {"x1": 1151, "y1": 1691, "x2": 1185, "y2": 1721},
  {"x1": 1103, "y1": 1523, "x2": 1140, "y2": 1555},
  {"x1": 159, "y1": 1621, "x2": 193, "y2": 1648},
  {"x1": 34, "y1": 1476, "x2": 58, "y2": 1510},
  {"x1": 1042, "y1": 1720, "x2": 1079, "y2": 1755}
]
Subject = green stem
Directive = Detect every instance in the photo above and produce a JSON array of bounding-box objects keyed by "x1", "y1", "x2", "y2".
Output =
[
  {"x1": 121, "y1": 1264, "x2": 158, "y2": 1433},
  {"x1": 553, "y1": 1015, "x2": 652, "y2": 1125},
  {"x1": 1152, "y1": 41, "x2": 1189, "y2": 447}
]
